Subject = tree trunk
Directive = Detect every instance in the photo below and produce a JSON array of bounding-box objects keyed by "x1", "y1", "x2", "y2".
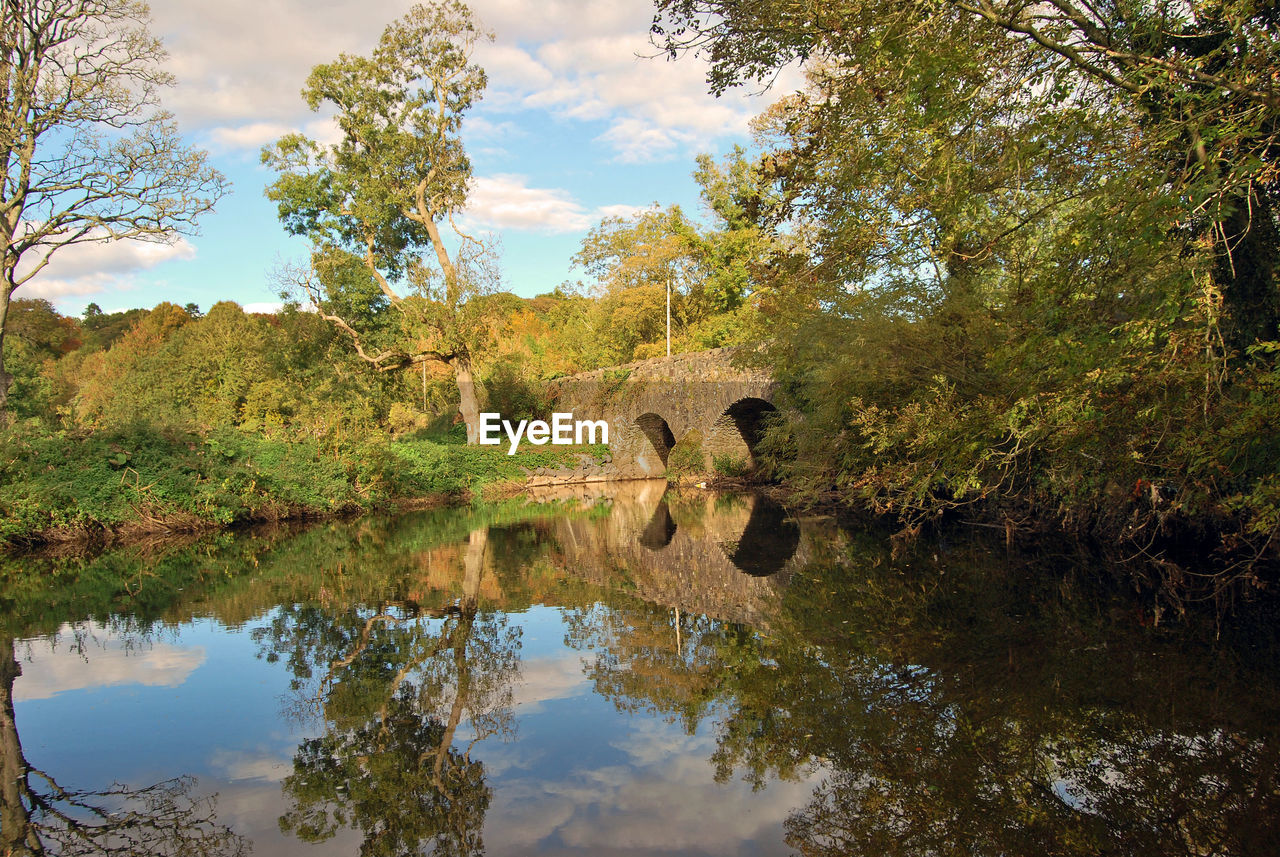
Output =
[
  {"x1": 449, "y1": 354, "x2": 482, "y2": 445},
  {"x1": 462, "y1": 527, "x2": 487, "y2": 605},
  {"x1": 433, "y1": 528, "x2": 485, "y2": 785},
  {"x1": 0, "y1": 287, "x2": 12, "y2": 429}
]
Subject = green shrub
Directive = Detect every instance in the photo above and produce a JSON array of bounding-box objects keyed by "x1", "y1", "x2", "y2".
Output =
[
  {"x1": 668, "y1": 429, "x2": 706, "y2": 475},
  {"x1": 712, "y1": 453, "x2": 750, "y2": 478},
  {"x1": 483, "y1": 361, "x2": 552, "y2": 422}
]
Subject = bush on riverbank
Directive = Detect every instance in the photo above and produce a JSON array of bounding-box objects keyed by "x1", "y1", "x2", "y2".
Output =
[{"x1": 0, "y1": 423, "x2": 602, "y2": 547}]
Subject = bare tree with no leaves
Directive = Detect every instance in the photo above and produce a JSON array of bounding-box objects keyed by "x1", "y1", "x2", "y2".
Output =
[{"x1": 0, "y1": 0, "x2": 228, "y2": 425}]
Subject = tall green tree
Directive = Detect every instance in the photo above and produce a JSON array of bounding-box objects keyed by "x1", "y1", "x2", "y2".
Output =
[
  {"x1": 653, "y1": 0, "x2": 1280, "y2": 350},
  {"x1": 572, "y1": 186, "x2": 766, "y2": 360},
  {"x1": 264, "y1": 1, "x2": 494, "y2": 443},
  {"x1": 0, "y1": 0, "x2": 226, "y2": 426},
  {"x1": 573, "y1": 206, "x2": 694, "y2": 360},
  {"x1": 649, "y1": 0, "x2": 1280, "y2": 572}
]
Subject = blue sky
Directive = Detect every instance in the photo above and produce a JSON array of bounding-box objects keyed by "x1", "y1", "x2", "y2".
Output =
[{"x1": 26, "y1": 0, "x2": 799, "y2": 316}]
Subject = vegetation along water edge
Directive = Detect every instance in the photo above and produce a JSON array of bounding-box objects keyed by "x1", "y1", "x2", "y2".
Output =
[{"x1": 2, "y1": 0, "x2": 1278, "y2": 617}]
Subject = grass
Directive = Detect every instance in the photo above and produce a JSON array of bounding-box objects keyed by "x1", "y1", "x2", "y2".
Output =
[{"x1": 0, "y1": 422, "x2": 608, "y2": 548}]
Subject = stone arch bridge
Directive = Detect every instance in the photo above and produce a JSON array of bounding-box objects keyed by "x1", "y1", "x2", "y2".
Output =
[{"x1": 545, "y1": 346, "x2": 777, "y2": 480}]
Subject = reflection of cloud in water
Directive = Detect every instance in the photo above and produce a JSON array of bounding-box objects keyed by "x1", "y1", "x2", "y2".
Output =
[
  {"x1": 209, "y1": 748, "x2": 291, "y2": 783},
  {"x1": 486, "y1": 718, "x2": 817, "y2": 855},
  {"x1": 15, "y1": 623, "x2": 205, "y2": 701},
  {"x1": 204, "y1": 777, "x2": 365, "y2": 857},
  {"x1": 466, "y1": 654, "x2": 592, "y2": 775},
  {"x1": 510, "y1": 655, "x2": 591, "y2": 713}
]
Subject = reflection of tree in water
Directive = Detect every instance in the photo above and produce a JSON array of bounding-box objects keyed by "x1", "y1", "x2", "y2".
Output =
[
  {"x1": 563, "y1": 594, "x2": 748, "y2": 733},
  {"x1": 255, "y1": 528, "x2": 520, "y2": 857},
  {"x1": 565, "y1": 527, "x2": 1280, "y2": 857},
  {"x1": 0, "y1": 637, "x2": 247, "y2": 857},
  {"x1": 733, "y1": 553, "x2": 1280, "y2": 857}
]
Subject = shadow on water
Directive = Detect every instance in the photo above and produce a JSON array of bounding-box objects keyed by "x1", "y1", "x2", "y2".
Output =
[
  {"x1": 636, "y1": 487, "x2": 801, "y2": 577},
  {"x1": 638, "y1": 499, "x2": 677, "y2": 550},
  {"x1": 1, "y1": 484, "x2": 1278, "y2": 856},
  {"x1": 718, "y1": 494, "x2": 800, "y2": 576}
]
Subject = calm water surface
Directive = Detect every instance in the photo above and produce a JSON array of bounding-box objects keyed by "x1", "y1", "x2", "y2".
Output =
[{"x1": 1, "y1": 481, "x2": 1277, "y2": 855}]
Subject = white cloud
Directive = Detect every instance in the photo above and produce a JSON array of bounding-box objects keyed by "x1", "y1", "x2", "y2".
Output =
[
  {"x1": 496, "y1": 24, "x2": 770, "y2": 160},
  {"x1": 15, "y1": 623, "x2": 205, "y2": 701},
  {"x1": 464, "y1": 115, "x2": 525, "y2": 141},
  {"x1": 597, "y1": 118, "x2": 695, "y2": 164},
  {"x1": 484, "y1": 717, "x2": 821, "y2": 854},
  {"x1": 205, "y1": 778, "x2": 367, "y2": 856},
  {"x1": 146, "y1": 0, "x2": 793, "y2": 162},
  {"x1": 596, "y1": 203, "x2": 652, "y2": 220},
  {"x1": 17, "y1": 233, "x2": 197, "y2": 301},
  {"x1": 209, "y1": 749, "x2": 292, "y2": 783},
  {"x1": 205, "y1": 121, "x2": 295, "y2": 150},
  {"x1": 463, "y1": 175, "x2": 655, "y2": 234},
  {"x1": 464, "y1": 174, "x2": 592, "y2": 233},
  {"x1": 472, "y1": 0, "x2": 640, "y2": 42},
  {"x1": 206, "y1": 117, "x2": 342, "y2": 153},
  {"x1": 509, "y1": 655, "x2": 589, "y2": 711},
  {"x1": 242, "y1": 301, "x2": 287, "y2": 315},
  {"x1": 473, "y1": 43, "x2": 555, "y2": 97},
  {"x1": 150, "y1": 0, "x2": 401, "y2": 128}
]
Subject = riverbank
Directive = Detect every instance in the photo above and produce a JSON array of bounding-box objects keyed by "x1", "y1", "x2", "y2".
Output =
[
  {"x1": 6, "y1": 424, "x2": 1274, "y2": 615},
  {"x1": 0, "y1": 424, "x2": 607, "y2": 550},
  {"x1": 682, "y1": 469, "x2": 1280, "y2": 614}
]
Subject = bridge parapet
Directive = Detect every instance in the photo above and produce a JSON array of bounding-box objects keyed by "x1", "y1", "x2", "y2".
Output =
[{"x1": 556, "y1": 345, "x2": 772, "y2": 384}]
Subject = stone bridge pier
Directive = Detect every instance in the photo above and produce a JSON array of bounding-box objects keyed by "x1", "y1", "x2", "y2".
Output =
[{"x1": 546, "y1": 346, "x2": 777, "y2": 480}]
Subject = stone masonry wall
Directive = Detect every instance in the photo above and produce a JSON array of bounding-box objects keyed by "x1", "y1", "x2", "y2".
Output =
[{"x1": 536, "y1": 345, "x2": 778, "y2": 482}]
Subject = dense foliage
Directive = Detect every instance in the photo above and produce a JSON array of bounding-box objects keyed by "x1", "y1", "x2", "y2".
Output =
[
  {"x1": 2, "y1": 0, "x2": 1277, "y2": 603},
  {"x1": 0, "y1": 0, "x2": 226, "y2": 425},
  {"x1": 652, "y1": 0, "x2": 1280, "y2": 598},
  {"x1": 0, "y1": 298, "x2": 618, "y2": 545}
]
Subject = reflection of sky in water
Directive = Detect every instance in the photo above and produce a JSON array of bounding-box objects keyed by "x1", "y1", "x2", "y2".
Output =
[
  {"x1": 14, "y1": 606, "x2": 811, "y2": 855},
  {"x1": 15, "y1": 621, "x2": 205, "y2": 701},
  {"x1": 485, "y1": 718, "x2": 816, "y2": 855}
]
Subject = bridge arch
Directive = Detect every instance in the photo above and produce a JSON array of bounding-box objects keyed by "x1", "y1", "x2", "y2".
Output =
[
  {"x1": 706, "y1": 396, "x2": 778, "y2": 470},
  {"x1": 545, "y1": 347, "x2": 779, "y2": 479},
  {"x1": 718, "y1": 495, "x2": 799, "y2": 576},
  {"x1": 639, "y1": 499, "x2": 677, "y2": 550},
  {"x1": 635, "y1": 412, "x2": 676, "y2": 467}
]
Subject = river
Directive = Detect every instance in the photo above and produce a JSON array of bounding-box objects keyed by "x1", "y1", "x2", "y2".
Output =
[{"x1": 1, "y1": 481, "x2": 1276, "y2": 855}]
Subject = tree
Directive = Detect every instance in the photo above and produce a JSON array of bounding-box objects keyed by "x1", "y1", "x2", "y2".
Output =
[
  {"x1": 647, "y1": 0, "x2": 1280, "y2": 570},
  {"x1": 0, "y1": 0, "x2": 227, "y2": 425},
  {"x1": 653, "y1": 0, "x2": 1280, "y2": 350},
  {"x1": 1, "y1": 299, "x2": 78, "y2": 421},
  {"x1": 264, "y1": 1, "x2": 495, "y2": 443},
  {"x1": 572, "y1": 197, "x2": 763, "y2": 360},
  {"x1": 6, "y1": 299, "x2": 78, "y2": 358}
]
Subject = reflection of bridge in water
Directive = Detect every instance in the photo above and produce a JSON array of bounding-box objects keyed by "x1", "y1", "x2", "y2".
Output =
[{"x1": 521, "y1": 481, "x2": 813, "y2": 628}]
